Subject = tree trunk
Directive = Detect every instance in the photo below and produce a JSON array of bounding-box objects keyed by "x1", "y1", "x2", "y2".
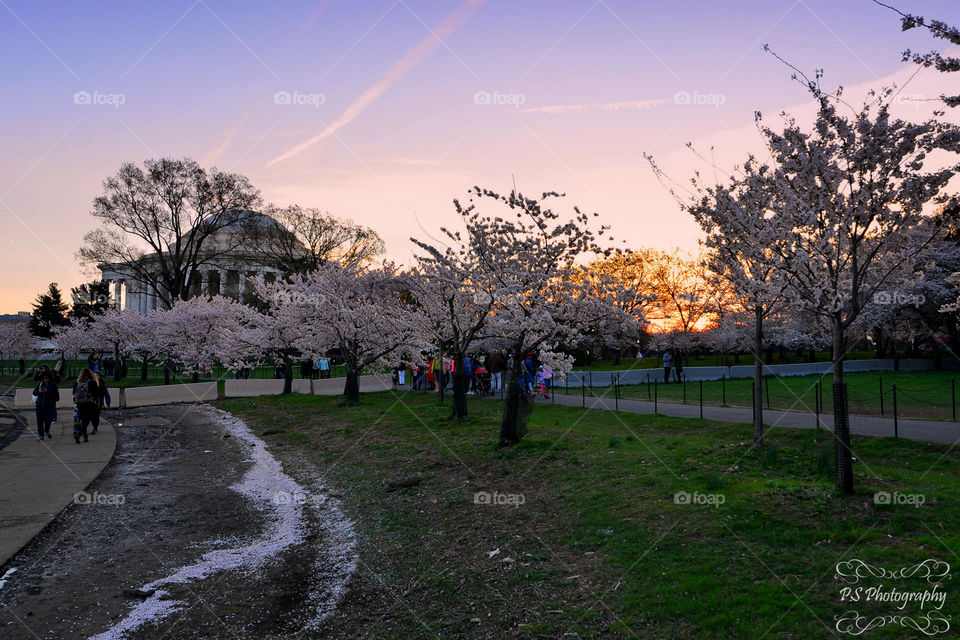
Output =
[
  {"x1": 283, "y1": 357, "x2": 293, "y2": 394},
  {"x1": 451, "y1": 353, "x2": 468, "y2": 419},
  {"x1": 753, "y1": 306, "x2": 764, "y2": 447},
  {"x1": 191, "y1": 371, "x2": 199, "y2": 383},
  {"x1": 832, "y1": 317, "x2": 854, "y2": 495},
  {"x1": 343, "y1": 366, "x2": 360, "y2": 403},
  {"x1": 499, "y1": 346, "x2": 529, "y2": 445},
  {"x1": 141, "y1": 357, "x2": 149, "y2": 381},
  {"x1": 114, "y1": 345, "x2": 121, "y2": 381}
]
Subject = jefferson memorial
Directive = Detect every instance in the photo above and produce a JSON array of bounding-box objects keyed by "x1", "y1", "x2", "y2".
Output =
[{"x1": 98, "y1": 210, "x2": 286, "y2": 312}]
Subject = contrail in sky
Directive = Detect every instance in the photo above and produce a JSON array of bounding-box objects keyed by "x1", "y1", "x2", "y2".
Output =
[{"x1": 267, "y1": 0, "x2": 485, "y2": 167}]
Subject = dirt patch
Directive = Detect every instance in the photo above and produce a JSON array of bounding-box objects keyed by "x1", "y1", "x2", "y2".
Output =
[{"x1": 0, "y1": 404, "x2": 353, "y2": 639}]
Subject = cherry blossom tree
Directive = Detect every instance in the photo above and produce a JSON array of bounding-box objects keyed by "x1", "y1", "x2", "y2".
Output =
[
  {"x1": 411, "y1": 205, "x2": 503, "y2": 418},
  {"x1": 153, "y1": 296, "x2": 249, "y2": 382},
  {"x1": 671, "y1": 156, "x2": 790, "y2": 446},
  {"x1": 759, "y1": 89, "x2": 960, "y2": 494},
  {"x1": 0, "y1": 320, "x2": 35, "y2": 375},
  {"x1": 275, "y1": 262, "x2": 417, "y2": 402},
  {"x1": 86, "y1": 309, "x2": 144, "y2": 380},
  {"x1": 444, "y1": 187, "x2": 610, "y2": 445}
]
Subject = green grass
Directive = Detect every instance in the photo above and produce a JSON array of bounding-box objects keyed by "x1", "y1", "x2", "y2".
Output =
[
  {"x1": 220, "y1": 391, "x2": 960, "y2": 639},
  {"x1": 557, "y1": 369, "x2": 960, "y2": 421},
  {"x1": 578, "y1": 350, "x2": 888, "y2": 371}
]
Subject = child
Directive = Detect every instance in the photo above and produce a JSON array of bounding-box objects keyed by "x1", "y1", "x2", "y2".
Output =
[{"x1": 536, "y1": 365, "x2": 546, "y2": 397}]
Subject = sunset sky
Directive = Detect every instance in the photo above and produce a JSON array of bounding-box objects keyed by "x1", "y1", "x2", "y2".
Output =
[{"x1": 1, "y1": 0, "x2": 958, "y2": 313}]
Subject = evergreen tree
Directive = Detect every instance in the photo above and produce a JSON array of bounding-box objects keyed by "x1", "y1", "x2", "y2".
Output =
[{"x1": 29, "y1": 283, "x2": 70, "y2": 338}]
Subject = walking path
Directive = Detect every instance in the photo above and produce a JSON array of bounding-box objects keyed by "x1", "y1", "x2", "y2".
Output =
[
  {"x1": 547, "y1": 392, "x2": 960, "y2": 445},
  {"x1": 0, "y1": 407, "x2": 116, "y2": 567}
]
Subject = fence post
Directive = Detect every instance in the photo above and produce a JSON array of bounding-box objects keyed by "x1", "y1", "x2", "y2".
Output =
[
  {"x1": 879, "y1": 377, "x2": 884, "y2": 417},
  {"x1": 765, "y1": 375, "x2": 771, "y2": 409},
  {"x1": 654, "y1": 380, "x2": 658, "y2": 413},
  {"x1": 815, "y1": 380, "x2": 820, "y2": 429},
  {"x1": 589, "y1": 371, "x2": 593, "y2": 398},
  {"x1": 893, "y1": 383, "x2": 899, "y2": 438},
  {"x1": 647, "y1": 374, "x2": 651, "y2": 400},
  {"x1": 699, "y1": 379, "x2": 703, "y2": 419},
  {"x1": 582, "y1": 378, "x2": 585, "y2": 407},
  {"x1": 613, "y1": 373, "x2": 618, "y2": 411},
  {"x1": 751, "y1": 378, "x2": 755, "y2": 422},
  {"x1": 953, "y1": 378, "x2": 956, "y2": 422},
  {"x1": 682, "y1": 376, "x2": 687, "y2": 404},
  {"x1": 721, "y1": 375, "x2": 726, "y2": 407}
]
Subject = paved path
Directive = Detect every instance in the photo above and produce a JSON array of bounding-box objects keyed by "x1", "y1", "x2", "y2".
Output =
[
  {"x1": 545, "y1": 393, "x2": 960, "y2": 445},
  {"x1": 0, "y1": 407, "x2": 116, "y2": 567}
]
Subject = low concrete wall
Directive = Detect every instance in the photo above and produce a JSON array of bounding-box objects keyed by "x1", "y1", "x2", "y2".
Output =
[
  {"x1": 224, "y1": 379, "x2": 312, "y2": 397},
  {"x1": 313, "y1": 374, "x2": 393, "y2": 396},
  {"x1": 124, "y1": 382, "x2": 217, "y2": 408}
]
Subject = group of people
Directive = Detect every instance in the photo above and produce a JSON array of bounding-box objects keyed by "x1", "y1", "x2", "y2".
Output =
[
  {"x1": 31, "y1": 364, "x2": 111, "y2": 444},
  {"x1": 396, "y1": 351, "x2": 553, "y2": 399},
  {"x1": 661, "y1": 350, "x2": 684, "y2": 383},
  {"x1": 293, "y1": 357, "x2": 332, "y2": 380}
]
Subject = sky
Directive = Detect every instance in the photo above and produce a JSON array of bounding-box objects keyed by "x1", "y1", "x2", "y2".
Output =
[{"x1": 1, "y1": 0, "x2": 958, "y2": 313}]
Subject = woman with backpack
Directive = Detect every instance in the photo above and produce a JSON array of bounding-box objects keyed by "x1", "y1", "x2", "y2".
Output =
[
  {"x1": 72, "y1": 368, "x2": 99, "y2": 444},
  {"x1": 32, "y1": 371, "x2": 59, "y2": 441},
  {"x1": 90, "y1": 371, "x2": 111, "y2": 434}
]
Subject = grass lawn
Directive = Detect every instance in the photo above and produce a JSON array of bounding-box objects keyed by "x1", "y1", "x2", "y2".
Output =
[
  {"x1": 556, "y1": 370, "x2": 960, "y2": 422},
  {"x1": 220, "y1": 391, "x2": 959, "y2": 639},
  {"x1": 579, "y1": 350, "x2": 889, "y2": 371}
]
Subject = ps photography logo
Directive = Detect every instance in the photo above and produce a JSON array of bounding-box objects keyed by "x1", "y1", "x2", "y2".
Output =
[
  {"x1": 673, "y1": 90, "x2": 726, "y2": 109},
  {"x1": 73, "y1": 90, "x2": 126, "y2": 108},
  {"x1": 74, "y1": 491, "x2": 125, "y2": 506},
  {"x1": 474, "y1": 490, "x2": 525, "y2": 508},
  {"x1": 834, "y1": 559, "x2": 951, "y2": 636},
  {"x1": 273, "y1": 90, "x2": 326, "y2": 108},
  {"x1": 673, "y1": 491, "x2": 725, "y2": 507},
  {"x1": 874, "y1": 491, "x2": 925, "y2": 508},
  {"x1": 473, "y1": 90, "x2": 526, "y2": 108}
]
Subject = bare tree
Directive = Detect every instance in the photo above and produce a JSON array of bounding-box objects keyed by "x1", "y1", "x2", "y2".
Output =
[
  {"x1": 252, "y1": 205, "x2": 385, "y2": 274},
  {"x1": 77, "y1": 158, "x2": 261, "y2": 308}
]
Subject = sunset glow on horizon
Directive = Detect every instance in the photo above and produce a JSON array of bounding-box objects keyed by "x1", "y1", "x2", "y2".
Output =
[{"x1": 1, "y1": 0, "x2": 957, "y2": 313}]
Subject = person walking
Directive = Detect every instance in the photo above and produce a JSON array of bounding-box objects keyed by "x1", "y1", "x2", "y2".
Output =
[
  {"x1": 32, "y1": 371, "x2": 59, "y2": 441},
  {"x1": 673, "y1": 352, "x2": 684, "y2": 383},
  {"x1": 486, "y1": 350, "x2": 505, "y2": 394},
  {"x1": 91, "y1": 372, "x2": 111, "y2": 434},
  {"x1": 541, "y1": 363, "x2": 553, "y2": 398},
  {"x1": 397, "y1": 359, "x2": 406, "y2": 386},
  {"x1": 72, "y1": 368, "x2": 99, "y2": 444},
  {"x1": 662, "y1": 350, "x2": 673, "y2": 384}
]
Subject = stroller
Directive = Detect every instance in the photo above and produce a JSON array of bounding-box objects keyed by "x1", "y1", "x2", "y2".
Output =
[{"x1": 474, "y1": 368, "x2": 493, "y2": 396}]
